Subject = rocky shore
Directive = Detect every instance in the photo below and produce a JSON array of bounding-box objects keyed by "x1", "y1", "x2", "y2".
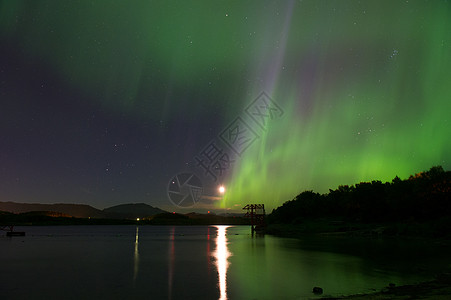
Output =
[
  {"x1": 322, "y1": 272, "x2": 451, "y2": 299},
  {"x1": 265, "y1": 222, "x2": 451, "y2": 299}
]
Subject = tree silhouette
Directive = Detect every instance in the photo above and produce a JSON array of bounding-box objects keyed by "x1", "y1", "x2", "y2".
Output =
[{"x1": 268, "y1": 166, "x2": 451, "y2": 225}]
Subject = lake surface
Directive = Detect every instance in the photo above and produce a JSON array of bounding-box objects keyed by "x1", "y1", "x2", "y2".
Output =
[{"x1": 1, "y1": 225, "x2": 450, "y2": 299}]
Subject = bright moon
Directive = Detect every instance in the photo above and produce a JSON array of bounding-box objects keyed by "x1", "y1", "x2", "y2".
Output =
[{"x1": 219, "y1": 186, "x2": 225, "y2": 194}]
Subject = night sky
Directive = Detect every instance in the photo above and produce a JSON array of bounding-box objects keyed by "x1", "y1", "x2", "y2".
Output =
[{"x1": 1, "y1": 1, "x2": 450, "y2": 213}]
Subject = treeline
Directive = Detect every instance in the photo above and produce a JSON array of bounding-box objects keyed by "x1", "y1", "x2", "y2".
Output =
[
  {"x1": 268, "y1": 166, "x2": 450, "y2": 224},
  {"x1": 0, "y1": 211, "x2": 138, "y2": 225},
  {"x1": 0, "y1": 211, "x2": 249, "y2": 226}
]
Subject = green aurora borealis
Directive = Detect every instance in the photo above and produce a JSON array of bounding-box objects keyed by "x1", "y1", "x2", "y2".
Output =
[{"x1": 1, "y1": 1, "x2": 450, "y2": 211}]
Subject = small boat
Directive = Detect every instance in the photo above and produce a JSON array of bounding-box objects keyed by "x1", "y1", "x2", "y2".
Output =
[
  {"x1": 6, "y1": 231, "x2": 26, "y2": 237},
  {"x1": 1, "y1": 225, "x2": 26, "y2": 237}
]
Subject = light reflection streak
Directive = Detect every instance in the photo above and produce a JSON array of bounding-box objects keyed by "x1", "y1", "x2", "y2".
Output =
[
  {"x1": 207, "y1": 227, "x2": 211, "y2": 274},
  {"x1": 168, "y1": 226, "x2": 175, "y2": 300},
  {"x1": 213, "y1": 225, "x2": 231, "y2": 300},
  {"x1": 133, "y1": 226, "x2": 139, "y2": 283}
]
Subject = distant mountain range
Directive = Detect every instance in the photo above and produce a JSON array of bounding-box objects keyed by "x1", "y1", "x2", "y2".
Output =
[
  {"x1": 0, "y1": 201, "x2": 167, "y2": 219},
  {"x1": 103, "y1": 203, "x2": 165, "y2": 219}
]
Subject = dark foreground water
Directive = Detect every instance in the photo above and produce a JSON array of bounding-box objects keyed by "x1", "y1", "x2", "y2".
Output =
[{"x1": 1, "y1": 225, "x2": 450, "y2": 300}]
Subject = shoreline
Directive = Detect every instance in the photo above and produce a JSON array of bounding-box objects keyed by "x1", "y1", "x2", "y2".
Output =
[
  {"x1": 265, "y1": 220, "x2": 451, "y2": 240},
  {"x1": 265, "y1": 222, "x2": 451, "y2": 299},
  {"x1": 321, "y1": 272, "x2": 451, "y2": 299}
]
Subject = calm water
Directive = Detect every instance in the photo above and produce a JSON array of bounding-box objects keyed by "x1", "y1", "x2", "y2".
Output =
[{"x1": 1, "y1": 225, "x2": 450, "y2": 299}]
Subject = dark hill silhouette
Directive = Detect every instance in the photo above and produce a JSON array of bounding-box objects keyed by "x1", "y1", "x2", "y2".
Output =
[
  {"x1": 0, "y1": 202, "x2": 167, "y2": 219},
  {"x1": 0, "y1": 202, "x2": 104, "y2": 218},
  {"x1": 103, "y1": 203, "x2": 166, "y2": 219}
]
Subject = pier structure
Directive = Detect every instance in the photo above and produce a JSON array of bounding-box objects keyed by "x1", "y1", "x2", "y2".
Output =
[{"x1": 242, "y1": 204, "x2": 266, "y2": 234}]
